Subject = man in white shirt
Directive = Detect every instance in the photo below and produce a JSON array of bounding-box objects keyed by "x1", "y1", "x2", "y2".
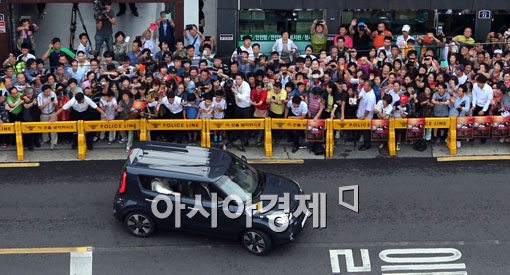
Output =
[
  {"x1": 230, "y1": 73, "x2": 252, "y2": 150},
  {"x1": 157, "y1": 92, "x2": 185, "y2": 142},
  {"x1": 51, "y1": 92, "x2": 109, "y2": 149},
  {"x1": 396, "y1": 25, "x2": 414, "y2": 49},
  {"x1": 285, "y1": 96, "x2": 308, "y2": 153},
  {"x1": 157, "y1": 92, "x2": 184, "y2": 118},
  {"x1": 471, "y1": 75, "x2": 493, "y2": 116},
  {"x1": 357, "y1": 81, "x2": 376, "y2": 151},
  {"x1": 37, "y1": 85, "x2": 58, "y2": 149},
  {"x1": 471, "y1": 75, "x2": 493, "y2": 143}
]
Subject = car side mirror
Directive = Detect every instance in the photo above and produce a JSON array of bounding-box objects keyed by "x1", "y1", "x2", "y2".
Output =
[{"x1": 241, "y1": 155, "x2": 248, "y2": 163}]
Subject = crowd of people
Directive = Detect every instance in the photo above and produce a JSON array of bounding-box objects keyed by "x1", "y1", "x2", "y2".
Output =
[{"x1": 1, "y1": 1, "x2": 510, "y2": 154}]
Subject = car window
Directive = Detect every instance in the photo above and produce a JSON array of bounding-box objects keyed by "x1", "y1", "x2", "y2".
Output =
[{"x1": 139, "y1": 175, "x2": 182, "y2": 196}]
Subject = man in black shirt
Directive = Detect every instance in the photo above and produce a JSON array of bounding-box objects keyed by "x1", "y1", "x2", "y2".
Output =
[{"x1": 349, "y1": 20, "x2": 372, "y2": 57}]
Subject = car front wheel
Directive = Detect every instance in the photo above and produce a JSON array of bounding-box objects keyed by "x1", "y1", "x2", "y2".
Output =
[
  {"x1": 124, "y1": 212, "x2": 155, "y2": 237},
  {"x1": 241, "y1": 229, "x2": 272, "y2": 255}
]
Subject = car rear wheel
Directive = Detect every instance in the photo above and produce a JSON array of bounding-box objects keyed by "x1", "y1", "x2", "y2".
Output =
[
  {"x1": 241, "y1": 229, "x2": 272, "y2": 255},
  {"x1": 124, "y1": 212, "x2": 155, "y2": 237}
]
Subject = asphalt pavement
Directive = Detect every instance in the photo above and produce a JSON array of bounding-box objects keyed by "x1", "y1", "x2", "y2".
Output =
[{"x1": 1, "y1": 159, "x2": 510, "y2": 274}]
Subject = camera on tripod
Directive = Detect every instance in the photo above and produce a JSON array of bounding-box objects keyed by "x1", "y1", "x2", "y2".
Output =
[{"x1": 93, "y1": 0, "x2": 109, "y2": 19}]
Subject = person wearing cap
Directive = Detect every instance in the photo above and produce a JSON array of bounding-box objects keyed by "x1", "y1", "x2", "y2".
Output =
[
  {"x1": 453, "y1": 64, "x2": 467, "y2": 85},
  {"x1": 396, "y1": 25, "x2": 414, "y2": 49},
  {"x1": 349, "y1": 19, "x2": 371, "y2": 56},
  {"x1": 231, "y1": 35, "x2": 254, "y2": 62},
  {"x1": 453, "y1": 27, "x2": 475, "y2": 45}
]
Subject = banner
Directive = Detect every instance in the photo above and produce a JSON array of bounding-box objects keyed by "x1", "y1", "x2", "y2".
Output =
[
  {"x1": 491, "y1": 116, "x2": 510, "y2": 138},
  {"x1": 406, "y1": 118, "x2": 425, "y2": 140},
  {"x1": 371, "y1": 120, "x2": 389, "y2": 142},
  {"x1": 456, "y1": 117, "x2": 474, "y2": 140},
  {"x1": 306, "y1": 120, "x2": 325, "y2": 142},
  {"x1": 473, "y1": 116, "x2": 492, "y2": 138}
]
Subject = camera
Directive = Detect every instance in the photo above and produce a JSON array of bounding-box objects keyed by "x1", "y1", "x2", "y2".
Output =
[
  {"x1": 28, "y1": 25, "x2": 35, "y2": 32},
  {"x1": 185, "y1": 24, "x2": 195, "y2": 31},
  {"x1": 224, "y1": 78, "x2": 234, "y2": 89},
  {"x1": 93, "y1": 0, "x2": 109, "y2": 19}
]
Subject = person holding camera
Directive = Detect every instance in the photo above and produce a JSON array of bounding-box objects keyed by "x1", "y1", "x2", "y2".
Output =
[
  {"x1": 310, "y1": 19, "x2": 328, "y2": 55},
  {"x1": 37, "y1": 84, "x2": 58, "y2": 149},
  {"x1": 371, "y1": 23, "x2": 392, "y2": 50},
  {"x1": 16, "y1": 19, "x2": 37, "y2": 54},
  {"x1": 95, "y1": 0, "x2": 117, "y2": 57},
  {"x1": 184, "y1": 25, "x2": 204, "y2": 56}
]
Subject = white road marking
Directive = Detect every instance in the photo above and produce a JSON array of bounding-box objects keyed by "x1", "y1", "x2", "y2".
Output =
[
  {"x1": 380, "y1": 263, "x2": 467, "y2": 272},
  {"x1": 379, "y1": 248, "x2": 462, "y2": 263},
  {"x1": 70, "y1": 251, "x2": 93, "y2": 275},
  {"x1": 330, "y1": 249, "x2": 371, "y2": 274},
  {"x1": 382, "y1": 272, "x2": 467, "y2": 275}
]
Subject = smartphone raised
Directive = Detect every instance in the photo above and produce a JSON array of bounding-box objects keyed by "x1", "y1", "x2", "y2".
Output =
[{"x1": 165, "y1": 12, "x2": 172, "y2": 20}]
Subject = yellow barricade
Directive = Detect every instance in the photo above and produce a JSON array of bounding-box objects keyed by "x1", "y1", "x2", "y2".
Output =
[
  {"x1": 77, "y1": 120, "x2": 86, "y2": 160},
  {"x1": 325, "y1": 119, "x2": 334, "y2": 157},
  {"x1": 267, "y1": 119, "x2": 308, "y2": 158},
  {"x1": 15, "y1": 122, "x2": 23, "y2": 161},
  {"x1": 271, "y1": 118, "x2": 308, "y2": 130},
  {"x1": 21, "y1": 121, "x2": 77, "y2": 133},
  {"x1": 388, "y1": 119, "x2": 396, "y2": 157},
  {"x1": 209, "y1": 119, "x2": 265, "y2": 131},
  {"x1": 332, "y1": 119, "x2": 372, "y2": 130},
  {"x1": 146, "y1": 119, "x2": 203, "y2": 131},
  {"x1": 394, "y1": 117, "x2": 456, "y2": 156},
  {"x1": 0, "y1": 123, "x2": 15, "y2": 134},
  {"x1": 147, "y1": 119, "x2": 207, "y2": 147},
  {"x1": 84, "y1": 120, "x2": 140, "y2": 132},
  {"x1": 264, "y1": 118, "x2": 272, "y2": 157},
  {"x1": 447, "y1": 117, "x2": 457, "y2": 155},
  {"x1": 206, "y1": 118, "x2": 265, "y2": 149},
  {"x1": 16, "y1": 121, "x2": 78, "y2": 161}
]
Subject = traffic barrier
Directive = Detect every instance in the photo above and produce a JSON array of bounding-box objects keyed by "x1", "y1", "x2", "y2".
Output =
[
  {"x1": 328, "y1": 119, "x2": 388, "y2": 157},
  {"x1": 81, "y1": 120, "x2": 141, "y2": 159},
  {"x1": 206, "y1": 118, "x2": 266, "y2": 151},
  {"x1": 146, "y1": 119, "x2": 206, "y2": 147},
  {"x1": 6, "y1": 116, "x2": 496, "y2": 161},
  {"x1": 18, "y1": 121, "x2": 78, "y2": 161},
  {"x1": 393, "y1": 117, "x2": 457, "y2": 155},
  {"x1": 269, "y1": 118, "x2": 308, "y2": 157}
]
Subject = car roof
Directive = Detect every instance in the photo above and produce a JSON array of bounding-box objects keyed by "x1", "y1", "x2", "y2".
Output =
[{"x1": 127, "y1": 142, "x2": 232, "y2": 181}]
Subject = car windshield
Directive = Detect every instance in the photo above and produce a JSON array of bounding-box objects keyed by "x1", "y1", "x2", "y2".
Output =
[{"x1": 215, "y1": 156, "x2": 259, "y2": 202}]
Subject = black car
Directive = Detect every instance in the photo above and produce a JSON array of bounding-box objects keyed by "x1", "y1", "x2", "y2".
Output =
[{"x1": 113, "y1": 142, "x2": 309, "y2": 255}]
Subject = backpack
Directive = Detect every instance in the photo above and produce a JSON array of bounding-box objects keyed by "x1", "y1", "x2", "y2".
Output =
[{"x1": 413, "y1": 139, "x2": 428, "y2": 152}]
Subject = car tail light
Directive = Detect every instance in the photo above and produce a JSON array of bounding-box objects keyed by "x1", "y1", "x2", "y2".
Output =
[{"x1": 119, "y1": 170, "x2": 127, "y2": 194}]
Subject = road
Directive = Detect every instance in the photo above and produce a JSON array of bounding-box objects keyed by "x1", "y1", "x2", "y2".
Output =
[{"x1": 1, "y1": 159, "x2": 509, "y2": 275}]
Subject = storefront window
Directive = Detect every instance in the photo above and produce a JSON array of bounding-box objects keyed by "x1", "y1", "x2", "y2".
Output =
[
  {"x1": 341, "y1": 10, "x2": 432, "y2": 36},
  {"x1": 239, "y1": 9, "x2": 324, "y2": 54}
]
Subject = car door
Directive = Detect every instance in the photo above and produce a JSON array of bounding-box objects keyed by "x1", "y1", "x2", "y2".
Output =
[{"x1": 137, "y1": 175, "x2": 180, "y2": 229}]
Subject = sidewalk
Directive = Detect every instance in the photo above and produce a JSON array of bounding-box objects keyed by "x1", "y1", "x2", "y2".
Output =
[{"x1": 1, "y1": 138, "x2": 509, "y2": 163}]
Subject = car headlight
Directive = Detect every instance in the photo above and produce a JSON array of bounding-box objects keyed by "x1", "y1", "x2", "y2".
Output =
[{"x1": 267, "y1": 212, "x2": 290, "y2": 227}]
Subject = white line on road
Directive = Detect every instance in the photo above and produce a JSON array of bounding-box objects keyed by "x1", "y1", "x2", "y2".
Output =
[
  {"x1": 382, "y1": 272, "x2": 467, "y2": 275},
  {"x1": 381, "y1": 263, "x2": 467, "y2": 272},
  {"x1": 70, "y1": 251, "x2": 93, "y2": 275}
]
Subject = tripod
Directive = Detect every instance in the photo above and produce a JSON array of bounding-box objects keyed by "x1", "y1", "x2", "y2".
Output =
[{"x1": 69, "y1": 3, "x2": 92, "y2": 52}]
